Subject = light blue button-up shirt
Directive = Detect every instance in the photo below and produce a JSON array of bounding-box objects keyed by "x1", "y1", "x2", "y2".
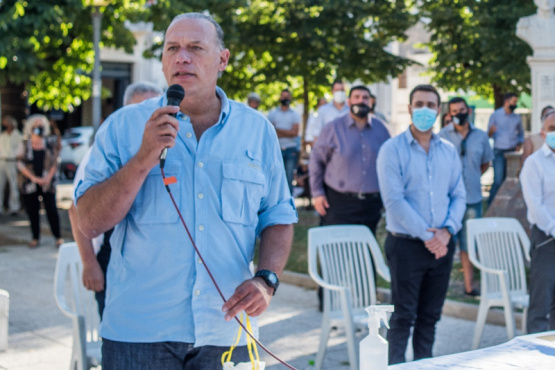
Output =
[
  {"x1": 75, "y1": 87, "x2": 298, "y2": 346},
  {"x1": 313, "y1": 102, "x2": 349, "y2": 137},
  {"x1": 439, "y1": 124, "x2": 493, "y2": 204},
  {"x1": 377, "y1": 128, "x2": 466, "y2": 241},
  {"x1": 487, "y1": 107, "x2": 524, "y2": 150}
]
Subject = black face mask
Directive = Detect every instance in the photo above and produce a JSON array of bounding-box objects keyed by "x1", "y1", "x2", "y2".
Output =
[
  {"x1": 453, "y1": 112, "x2": 469, "y2": 125},
  {"x1": 509, "y1": 104, "x2": 517, "y2": 112},
  {"x1": 280, "y1": 99, "x2": 291, "y2": 107},
  {"x1": 369, "y1": 104, "x2": 375, "y2": 113},
  {"x1": 350, "y1": 103, "x2": 371, "y2": 118},
  {"x1": 33, "y1": 126, "x2": 44, "y2": 136}
]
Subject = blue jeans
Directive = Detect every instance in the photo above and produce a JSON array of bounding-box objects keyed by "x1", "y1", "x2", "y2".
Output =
[
  {"x1": 488, "y1": 148, "x2": 511, "y2": 206},
  {"x1": 281, "y1": 147, "x2": 299, "y2": 194},
  {"x1": 102, "y1": 339, "x2": 249, "y2": 370},
  {"x1": 457, "y1": 202, "x2": 483, "y2": 253}
]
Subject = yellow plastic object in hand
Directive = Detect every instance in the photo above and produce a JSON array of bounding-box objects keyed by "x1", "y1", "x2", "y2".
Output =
[{"x1": 221, "y1": 313, "x2": 263, "y2": 370}]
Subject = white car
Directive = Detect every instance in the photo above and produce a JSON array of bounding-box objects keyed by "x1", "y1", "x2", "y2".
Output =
[{"x1": 60, "y1": 126, "x2": 94, "y2": 179}]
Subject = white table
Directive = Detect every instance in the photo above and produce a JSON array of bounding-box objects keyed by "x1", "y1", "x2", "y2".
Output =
[{"x1": 389, "y1": 331, "x2": 555, "y2": 369}]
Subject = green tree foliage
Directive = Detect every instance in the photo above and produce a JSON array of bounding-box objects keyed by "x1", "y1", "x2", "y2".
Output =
[
  {"x1": 420, "y1": 0, "x2": 537, "y2": 107},
  {"x1": 1, "y1": 0, "x2": 415, "y2": 113},
  {"x1": 144, "y1": 0, "x2": 416, "y2": 138},
  {"x1": 0, "y1": 0, "x2": 144, "y2": 111}
]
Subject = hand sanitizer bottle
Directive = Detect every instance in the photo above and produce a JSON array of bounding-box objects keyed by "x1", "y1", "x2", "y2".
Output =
[{"x1": 359, "y1": 305, "x2": 394, "y2": 370}]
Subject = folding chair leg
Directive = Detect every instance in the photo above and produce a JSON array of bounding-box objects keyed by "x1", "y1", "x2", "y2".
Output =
[
  {"x1": 344, "y1": 318, "x2": 358, "y2": 370},
  {"x1": 472, "y1": 302, "x2": 489, "y2": 350},
  {"x1": 315, "y1": 316, "x2": 332, "y2": 370},
  {"x1": 503, "y1": 303, "x2": 516, "y2": 340},
  {"x1": 521, "y1": 308, "x2": 528, "y2": 335}
]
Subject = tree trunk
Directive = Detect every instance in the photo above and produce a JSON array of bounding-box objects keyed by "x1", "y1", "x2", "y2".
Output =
[
  {"x1": 301, "y1": 75, "x2": 309, "y2": 158},
  {"x1": 0, "y1": 82, "x2": 27, "y2": 131},
  {"x1": 493, "y1": 83, "x2": 503, "y2": 109}
]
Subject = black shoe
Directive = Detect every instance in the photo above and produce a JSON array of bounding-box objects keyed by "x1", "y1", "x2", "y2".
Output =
[{"x1": 465, "y1": 288, "x2": 480, "y2": 297}]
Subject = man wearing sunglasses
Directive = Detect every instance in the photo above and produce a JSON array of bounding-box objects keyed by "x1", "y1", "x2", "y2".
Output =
[{"x1": 439, "y1": 97, "x2": 493, "y2": 297}]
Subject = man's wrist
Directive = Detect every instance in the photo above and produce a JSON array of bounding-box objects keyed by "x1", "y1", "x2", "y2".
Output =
[
  {"x1": 253, "y1": 277, "x2": 275, "y2": 295},
  {"x1": 254, "y1": 269, "x2": 279, "y2": 295},
  {"x1": 444, "y1": 226, "x2": 455, "y2": 236}
]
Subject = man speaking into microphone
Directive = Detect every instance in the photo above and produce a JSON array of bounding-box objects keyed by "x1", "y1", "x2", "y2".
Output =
[{"x1": 75, "y1": 13, "x2": 297, "y2": 369}]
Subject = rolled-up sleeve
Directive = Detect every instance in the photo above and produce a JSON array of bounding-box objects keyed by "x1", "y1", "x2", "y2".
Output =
[{"x1": 256, "y1": 140, "x2": 298, "y2": 236}]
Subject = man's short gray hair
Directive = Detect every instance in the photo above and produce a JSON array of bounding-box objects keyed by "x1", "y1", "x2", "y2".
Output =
[
  {"x1": 1, "y1": 115, "x2": 17, "y2": 128},
  {"x1": 168, "y1": 12, "x2": 225, "y2": 50},
  {"x1": 123, "y1": 82, "x2": 163, "y2": 106},
  {"x1": 542, "y1": 108, "x2": 555, "y2": 123},
  {"x1": 247, "y1": 92, "x2": 261, "y2": 103}
]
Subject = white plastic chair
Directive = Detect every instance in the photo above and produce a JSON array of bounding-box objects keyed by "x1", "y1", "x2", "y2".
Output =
[
  {"x1": 53, "y1": 242, "x2": 102, "y2": 370},
  {"x1": 466, "y1": 217, "x2": 530, "y2": 350},
  {"x1": 308, "y1": 225, "x2": 390, "y2": 370}
]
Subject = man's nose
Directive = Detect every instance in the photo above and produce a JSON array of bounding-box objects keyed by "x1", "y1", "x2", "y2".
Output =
[{"x1": 176, "y1": 48, "x2": 192, "y2": 63}]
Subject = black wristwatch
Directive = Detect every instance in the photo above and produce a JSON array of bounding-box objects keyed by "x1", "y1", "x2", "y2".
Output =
[{"x1": 255, "y1": 269, "x2": 279, "y2": 295}]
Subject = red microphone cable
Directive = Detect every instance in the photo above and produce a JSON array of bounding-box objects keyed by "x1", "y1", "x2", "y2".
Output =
[{"x1": 161, "y1": 168, "x2": 296, "y2": 370}]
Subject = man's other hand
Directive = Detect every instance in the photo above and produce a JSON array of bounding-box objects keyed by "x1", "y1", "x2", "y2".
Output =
[
  {"x1": 313, "y1": 195, "x2": 329, "y2": 216},
  {"x1": 82, "y1": 260, "x2": 105, "y2": 292}
]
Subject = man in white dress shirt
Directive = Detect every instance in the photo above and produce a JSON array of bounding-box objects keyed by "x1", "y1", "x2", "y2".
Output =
[{"x1": 520, "y1": 108, "x2": 555, "y2": 333}]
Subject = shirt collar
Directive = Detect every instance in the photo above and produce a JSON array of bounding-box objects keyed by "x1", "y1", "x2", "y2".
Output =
[
  {"x1": 447, "y1": 122, "x2": 474, "y2": 135},
  {"x1": 159, "y1": 86, "x2": 230, "y2": 125},
  {"x1": 345, "y1": 114, "x2": 371, "y2": 129},
  {"x1": 404, "y1": 126, "x2": 440, "y2": 145},
  {"x1": 541, "y1": 142, "x2": 555, "y2": 158}
]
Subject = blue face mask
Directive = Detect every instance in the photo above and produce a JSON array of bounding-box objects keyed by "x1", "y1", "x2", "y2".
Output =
[
  {"x1": 412, "y1": 107, "x2": 438, "y2": 132},
  {"x1": 546, "y1": 132, "x2": 555, "y2": 150}
]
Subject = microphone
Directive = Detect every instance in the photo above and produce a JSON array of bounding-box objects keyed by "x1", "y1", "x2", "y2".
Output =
[{"x1": 160, "y1": 84, "x2": 185, "y2": 168}]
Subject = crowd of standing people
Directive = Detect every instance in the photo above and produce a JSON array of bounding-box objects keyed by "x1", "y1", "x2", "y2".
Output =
[{"x1": 255, "y1": 79, "x2": 554, "y2": 363}]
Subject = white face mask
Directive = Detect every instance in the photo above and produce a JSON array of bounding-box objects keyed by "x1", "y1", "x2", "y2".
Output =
[{"x1": 333, "y1": 91, "x2": 346, "y2": 104}]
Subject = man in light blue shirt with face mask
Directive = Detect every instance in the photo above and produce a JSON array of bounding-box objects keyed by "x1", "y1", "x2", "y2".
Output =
[{"x1": 377, "y1": 84, "x2": 466, "y2": 365}]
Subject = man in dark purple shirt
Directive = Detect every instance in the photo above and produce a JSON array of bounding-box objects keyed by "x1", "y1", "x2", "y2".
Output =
[{"x1": 309, "y1": 85, "x2": 391, "y2": 235}]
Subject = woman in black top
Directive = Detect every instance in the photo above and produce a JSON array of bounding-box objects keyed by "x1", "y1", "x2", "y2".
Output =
[{"x1": 16, "y1": 114, "x2": 63, "y2": 248}]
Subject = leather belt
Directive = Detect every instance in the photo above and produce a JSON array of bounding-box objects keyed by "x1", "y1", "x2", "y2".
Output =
[
  {"x1": 390, "y1": 232, "x2": 421, "y2": 241},
  {"x1": 340, "y1": 191, "x2": 380, "y2": 200}
]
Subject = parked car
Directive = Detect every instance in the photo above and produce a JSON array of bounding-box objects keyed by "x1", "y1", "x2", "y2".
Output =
[{"x1": 60, "y1": 126, "x2": 94, "y2": 179}]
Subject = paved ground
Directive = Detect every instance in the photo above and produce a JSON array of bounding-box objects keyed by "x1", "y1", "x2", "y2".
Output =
[{"x1": 0, "y1": 182, "x2": 514, "y2": 369}]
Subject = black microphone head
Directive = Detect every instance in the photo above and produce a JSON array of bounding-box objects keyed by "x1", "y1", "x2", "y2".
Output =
[{"x1": 166, "y1": 84, "x2": 185, "y2": 106}]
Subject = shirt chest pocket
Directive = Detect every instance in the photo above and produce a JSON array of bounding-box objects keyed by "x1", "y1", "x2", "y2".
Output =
[
  {"x1": 221, "y1": 162, "x2": 265, "y2": 225},
  {"x1": 131, "y1": 160, "x2": 182, "y2": 225}
]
